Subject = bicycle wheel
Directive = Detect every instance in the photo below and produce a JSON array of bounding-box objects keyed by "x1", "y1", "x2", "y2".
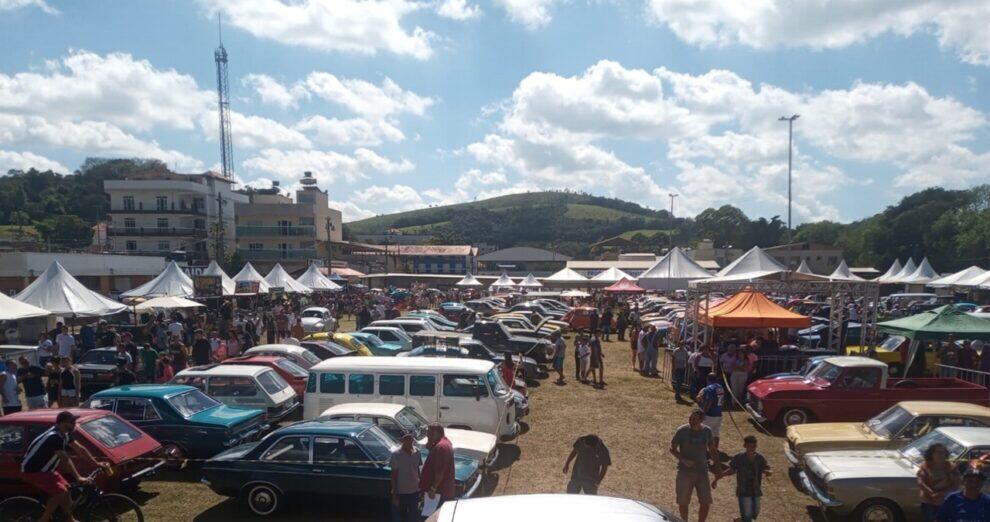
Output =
[
  {"x1": 84, "y1": 493, "x2": 144, "y2": 522},
  {"x1": 0, "y1": 496, "x2": 44, "y2": 522}
]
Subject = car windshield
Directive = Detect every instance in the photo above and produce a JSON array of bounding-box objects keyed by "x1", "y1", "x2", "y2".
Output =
[
  {"x1": 879, "y1": 335, "x2": 906, "y2": 351},
  {"x1": 80, "y1": 415, "x2": 142, "y2": 449},
  {"x1": 299, "y1": 350, "x2": 322, "y2": 366},
  {"x1": 806, "y1": 362, "x2": 843, "y2": 385},
  {"x1": 257, "y1": 370, "x2": 289, "y2": 394},
  {"x1": 167, "y1": 389, "x2": 221, "y2": 417},
  {"x1": 395, "y1": 407, "x2": 429, "y2": 437},
  {"x1": 486, "y1": 368, "x2": 509, "y2": 396},
  {"x1": 866, "y1": 405, "x2": 914, "y2": 437},
  {"x1": 357, "y1": 426, "x2": 398, "y2": 462},
  {"x1": 901, "y1": 431, "x2": 967, "y2": 465},
  {"x1": 302, "y1": 310, "x2": 324, "y2": 318},
  {"x1": 79, "y1": 350, "x2": 118, "y2": 365},
  {"x1": 274, "y1": 358, "x2": 308, "y2": 378}
]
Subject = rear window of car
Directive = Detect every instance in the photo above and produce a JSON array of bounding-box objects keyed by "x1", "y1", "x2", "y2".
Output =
[
  {"x1": 210, "y1": 376, "x2": 258, "y2": 397},
  {"x1": 274, "y1": 358, "x2": 308, "y2": 378},
  {"x1": 0, "y1": 425, "x2": 24, "y2": 452},
  {"x1": 80, "y1": 415, "x2": 142, "y2": 449},
  {"x1": 257, "y1": 370, "x2": 289, "y2": 395}
]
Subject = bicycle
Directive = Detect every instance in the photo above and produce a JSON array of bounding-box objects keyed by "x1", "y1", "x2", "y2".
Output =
[{"x1": 0, "y1": 468, "x2": 143, "y2": 522}]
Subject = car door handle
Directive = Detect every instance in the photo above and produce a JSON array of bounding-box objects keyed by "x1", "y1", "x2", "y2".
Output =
[
  {"x1": 311, "y1": 468, "x2": 325, "y2": 473},
  {"x1": 440, "y1": 406, "x2": 450, "y2": 410}
]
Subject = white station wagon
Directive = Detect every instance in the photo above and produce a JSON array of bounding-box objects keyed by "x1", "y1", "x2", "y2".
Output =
[
  {"x1": 427, "y1": 494, "x2": 680, "y2": 521},
  {"x1": 172, "y1": 365, "x2": 299, "y2": 421}
]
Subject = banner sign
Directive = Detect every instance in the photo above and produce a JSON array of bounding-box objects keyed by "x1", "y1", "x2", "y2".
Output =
[
  {"x1": 235, "y1": 280, "x2": 260, "y2": 294},
  {"x1": 194, "y1": 275, "x2": 222, "y2": 297}
]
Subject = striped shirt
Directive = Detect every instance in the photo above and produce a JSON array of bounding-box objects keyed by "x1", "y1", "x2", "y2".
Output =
[{"x1": 21, "y1": 427, "x2": 71, "y2": 473}]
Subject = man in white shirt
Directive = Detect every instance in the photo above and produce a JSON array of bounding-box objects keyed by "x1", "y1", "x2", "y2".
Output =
[
  {"x1": 55, "y1": 329, "x2": 76, "y2": 360},
  {"x1": 36, "y1": 332, "x2": 54, "y2": 365},
  {"x1": 167, "y1": 319, "x2": 184, "y2": 338}
]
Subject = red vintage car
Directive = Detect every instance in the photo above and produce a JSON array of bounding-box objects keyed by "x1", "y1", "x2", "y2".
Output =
[
  {"x1": 219, "y1": 355, "x2": 309, "y2": 397},
  {"x1": 561, "y1": 306, "x2": 599, "y2": 331},
  {"x1": 745, "y1": 356, "x2": 990, "y2": 427},
  {"x1": 0, "y1": 408, "x2": 164, "y2": 496}
]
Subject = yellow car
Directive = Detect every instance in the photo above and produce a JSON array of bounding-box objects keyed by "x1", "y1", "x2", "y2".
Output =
[
  {"x1": 302, "y1": 332, "x2": 374, "y2": 357},
  {"x1": 785, "y1": 401, "x2": 990, "y2": 468},
  {"x1": 845, "y1": 335, "x2": 938, "y2": 376}
]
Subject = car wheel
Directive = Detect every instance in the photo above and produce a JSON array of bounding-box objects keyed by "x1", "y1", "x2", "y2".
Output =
[
  {"x1": 853, "y1": 499, "x2": 903, "y2": 522},
  {"x1": 245, "y1": 484, "x2": 281, "y2": 517},
  {"x1": 161, "y1": 442, "x2": 187, "y2": 470},
  {"x1": 780, "y1": 408, "x2": 811, "y2": 427}
]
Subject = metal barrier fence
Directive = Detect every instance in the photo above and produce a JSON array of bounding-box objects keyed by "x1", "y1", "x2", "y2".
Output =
[
  {"x1": 659, "y1": 349, "x2": 817, "y2": 398},
  {"x1": 934, "y1": 364, "x2": 990, "y2": 389}
]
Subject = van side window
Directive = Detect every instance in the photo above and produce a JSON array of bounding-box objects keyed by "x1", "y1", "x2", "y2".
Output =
[
  {"x1": 349, "y1": 374, "x2": 374, "y2": 394},
  {"x1": 410, "y1": 376, "x2": 436, "y2": 396},
  {"x1": 379, "y1": 375, "x2": 405, "y2": 396},
  {"x1": 443, "y1": 374, "x2": 488, "y2": 397},
  {"x1": 307, "y1": 373, "x2": 317, "y2": 393},
  {"x1": 321, "y1": 373, "x2": 345, "y2": 393},
  {"x1": 210, "y1": 376, "x2": 258, "y2": 397}
]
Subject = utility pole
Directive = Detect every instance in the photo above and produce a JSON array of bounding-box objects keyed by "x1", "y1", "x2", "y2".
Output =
[
  {"x1": 667, "y1": 193, "x2": 678, "y2": 295},
  {"x1": 215, "y1": 15, "x2": 234, "y2": 180},
  {"x1": 324, "y1": 216, "x2": 335, "y2": 269},
  {"x1": 779, "y1": 114, "x2": 799, "y2": 243}
]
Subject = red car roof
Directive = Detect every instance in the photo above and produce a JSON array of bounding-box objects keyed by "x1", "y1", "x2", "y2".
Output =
[
  {"x1": 0, "y1": 408, "x2": 108, "y2": 424},
  {"x1": 220, "y1": 355, "x2": 284, "y2": 364}
]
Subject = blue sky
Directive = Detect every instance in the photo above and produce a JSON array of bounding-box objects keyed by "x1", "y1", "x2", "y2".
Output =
[{"x1": 1, "y1": 0, "x2": 988, "y2": 223}]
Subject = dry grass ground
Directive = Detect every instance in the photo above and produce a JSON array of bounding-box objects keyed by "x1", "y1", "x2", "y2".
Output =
[{"x1": 132, "y1": 331, "x2": 824, "y2": 521}]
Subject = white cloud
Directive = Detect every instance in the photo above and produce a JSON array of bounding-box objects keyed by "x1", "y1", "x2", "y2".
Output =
[
  {"x1": 351, "y1": 184, "x2": 426, "y2": 212},
  {"x1": 305, "y1": 73, "x2": 434, "y2": 118},
  {"x1": 295, "y1": 115, "x2": 405, "y2": 147},
  {"x1": 436, "y1": 0, "x2": 481, "y2": 20},
  {"x1": 645, "y1": 0, "x2": 990, "y2": 66},
  {"x1": 199, "y1": 111, "x2": 313, "y2": 149},
  {"x1": 494, "y1": 0, "x2": 562, "y2": 29},
  {"x1": 0, "y1": 0, "x2": 57, "y2": 14},
  {"x1": 329, "y1": 199, "x2": 376, "y2": 222},
  {"x1": 241, "y1": 74, "x2": 309, "y2": 109},
  {"x1": 241, "y1": 148, "x2": 414, "y2": 186},
  {"x1": 0, "y1": 150, "x2": 68, "y2": 174},
  {"x1": 205, "y1": 0, "x2": 435, "y2": 60},
  {"x1": 897, "y1": 145, "x2": 990, "y2": 189}
]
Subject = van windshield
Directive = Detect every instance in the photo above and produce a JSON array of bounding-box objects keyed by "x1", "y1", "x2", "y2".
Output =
[{"x1": 486, "y1": 368, "x2": 509, "y2": 396}]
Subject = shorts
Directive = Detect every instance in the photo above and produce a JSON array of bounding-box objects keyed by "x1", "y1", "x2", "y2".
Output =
[
  {"x1": 675, "y1": 469, "x2": 712, "y2": 506},
  {"x1": 567, "y1": 478, "x2": 599, "y2": 494},
  {"x1": 23, "y1": 471, "x2": 71, "y2": 497},
  {"x1": 553, "y1": 357, "x2": 564, "y2": 371},
  {"x1": 25, "y1": 395, "x2": 48, "y2": 409},
  {"x1": 702, "y1": 416, "x2": 722, "y2": 438}
]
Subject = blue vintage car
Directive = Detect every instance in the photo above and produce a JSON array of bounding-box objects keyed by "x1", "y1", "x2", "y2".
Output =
[
  {"x1": 201, "y1": 420, "x2": 483, "y2": 517},
  {"x1": 83, "y1": 384, "x2": 268, "y2": 465},
  {"x1": 347, "y1": 332, "x2": 406, "y2": 356}
]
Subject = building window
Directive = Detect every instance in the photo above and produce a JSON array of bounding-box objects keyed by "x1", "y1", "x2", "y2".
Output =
[
  {"x1": 278, "y1": 220, "x2": 291, "y2": 236},
  {"x1": 249, "y1": 243, "x2": 263, "y2": 250},
  {"x1": 156, "y1": 196, "x2": 168, "y2": 211},
  {"x1": 157, "y1": 218, "x2": 168, "y2": 230},
  {"x1": 158, "y1": 241, "x2": 170, "y2": 251},
  {"x1": 297, "y1": 194, "x2": 314, "y2": 204},
  {"x1": 299, "y1": 217, "x2": 314, "y2": 226},
  {"x1": 122, "y1": 196, "x2": 134, "y2": 210},
  {"x1": 123, "y1": 218, "x2": 136, "y2": 229},
  {"x1": 125, "y1": 241, "x2": 137, "y2": 252},
  {"x1": 279, "y1": 243, "x2": 290, "y2": 259}
]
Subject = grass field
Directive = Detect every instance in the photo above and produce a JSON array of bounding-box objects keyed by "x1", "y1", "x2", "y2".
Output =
[
  {"x1": 618, "y1": 228, "x2": 670, "y2": 239},
  {"x1": 563, "y1": 203, "x2": 642, "y2": 221},
  {"x1": 132, "y1": 325, "x2": 821, "y2": 521}
]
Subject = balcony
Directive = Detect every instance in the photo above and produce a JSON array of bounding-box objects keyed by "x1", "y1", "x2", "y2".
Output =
[
  {"x1": 109, "y1": 207, "x2": 207, "y2": 216},
  {"x1": 108, "y1": 226, "x2": 208, "y2": 237},
  {"x1": 236, "y1": 225, "x2": 316, "y2": 238},
  {"x1": 237, "y1": 248, "x2": 318, "y2": 261}
]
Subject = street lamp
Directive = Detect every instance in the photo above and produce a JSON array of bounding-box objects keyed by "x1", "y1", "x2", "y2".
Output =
[{"x1": 779, "y1": 114, "x2": 799, "y2": 243}]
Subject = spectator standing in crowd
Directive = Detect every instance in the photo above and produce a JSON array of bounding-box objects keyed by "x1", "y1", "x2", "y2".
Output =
[
  {"x1": 690, "y1": 347, "x2": 715, "y2": 397},
  {"x1": 1, "y1": 359, "x2": 21, "y2": 414},
  {"x1": 600, "y1": 308, "x2": 613, "y2": 342},
  {"x1": 562, "y1": 434, "x2": 611, "y2": 494},
  {"x1": 917, "y1": 442, "x2": 961, "y2": 521},
  {"x1": 45, "y1": 361, "x2": 60, "y2": 409},
  {"x1": 629, "y1": 324, "x2": 641, "y2": 372},
  {"x1": 551, "y1": 331, "x2": 566, "y2": 385},
  {"x1": 420, "y1": 425, "x2": 455, "y2": 508},
  {"x1": 114, "y1": 342, "x2": 133, "y2": 371},
  {"x1": 696, "y1": 374, "x2": 725, "y2": 455},
  {"x1": 643, "y1": 328, "x2": 660, "y2": 377},
  {"x1": 390, "y1": 432, "x2": 421, "y2": 522},
  {"x1": 577, "y1": 335, "x2": 592, "y2": 384},
  {"x1": 79, "y1": 322, "x2": 95, "y2": 353},
  {"x1": 958, "y1": 340, "x2": 977, "y2": 370},
  {"x1": 936, "y1": 464, "x2": 990, "y2": 521},
  {"x1": 114, "y1": 358, "x2": 136, "y2": 387},
  {"x1": 713, "y1": 435, "x2": 771, "y2": 522},
  {"x1": 157, "y1": 355, "x2": 175, "y2": 384},
  {"x1": 728, "y1": 347, "x2": 752, "y2": 409},
  {"x1": 291, "y1": 317, "x2": 305, "y2": 341},
  {"x1": 36, "y1": 332, "x2": 54, "y2": 366},
  {"x1": 57, "y1": 357, "x2": 81, "y2": 407},
  {"x1": 17, "y1": 357, "x2": 47, "y2": 409},
  {"x1": 140, "y1": 344, "x2": 158, "y2": 383},
  {"x1": 589, "y1": 309, "x2": 600, "y2": 334},
  {"x1": 191, "y1": 330, "x2": 211, "y2": 366},
  {"x1": 637, "y1": 325, "x2": 655, "y2": 373},
  {"x1": 588, "y1": 330, "x2": 605, "y2": 387},
  {"x1": 671, "y1": 343, "x2": 689, "y2": 402},
  {"x1": 616, "y1": 308, "x2": 628, "y2": 342},
  {"x1": 55, "y1": 326, "x2": 75, "y2": 362},
  {"x1": 670, "y1": 410, "x2": 717, "y2": 522}
]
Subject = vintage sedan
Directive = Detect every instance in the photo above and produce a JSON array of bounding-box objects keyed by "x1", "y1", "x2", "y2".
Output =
[
  {"x1": 201, "y1": 420, "x2": 483, "y2": 516},
  {"x1": 786, "y1": 401, "x2": 990, "y2": 468},
  {"x1": 348, "y1": 332, "x2": 406, "y2": 356},
  {"x1": 300, "y1": 307, "x2": 336, "y2": 333},
  {"x1": 303, "y1": 332, "x2": 374, "y2": 356},
  {"x1": 318, "y1": 403, "x2": 498, "y2": 467},
  {"x1": 84, "y1": 384, "x2": 267, "y2": 464},
  {"x1": 0, "y1": 408, "x2": 163, "y2": 496},
  {"x1": 75, "y1": 347, "x2": 124, "y2": 395},
  {"x1": 218, "y1": 355, "x2": 310, "y2": 398},
  {"x1": 427, "y1": 494, "x2": 680, "y2": 522},
  {"x1": 800, "y1": 426, "x2": 990, "y2": 522}
]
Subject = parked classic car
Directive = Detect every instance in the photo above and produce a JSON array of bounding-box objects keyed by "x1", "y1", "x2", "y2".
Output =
[
  {"x1": 84, "y1": 384, "x2": 267, "y2": 463},
  {"x1": 405, "y1": 311, "x2": 460, "y2": 330},
  {"x1": 172, "y1": 365, "x2": 300, "y2": 421},
  {"x1": 75, "y1": 347, "x2": 125, "y2": 395},
  {"x1": 561, "y1": 306, "x2": 600, "y2": 330},
  {"x1": 201, "y1": 420, "x2": 483, "y2": 516},
  {"x1": 427, "y1": 494, "x2": 680, "y2": 522},
  {"x1": 218, "y1": 355, "x2": 310, "y2": 397},
  {"x1": 297, "y1": 340, "x2": 355, "y2": 360},
  {"x1": 359, "y1": 326, "x2": 414, "y2": 351},
  {"x1": 785, "y1": 401, "x2": 990, "y2": 468},
  {"x1": 845, "y1": 335, "x2": 938, "y2": 376},
  {"x1": 746, "y1": 356, "x2": 990, "y2": 427},
  {"x1": 244, "y1": 344, "x2": 323, "y2": 369},
  {"x1": 318, "y1": 403, "x2": 498, "y2": 466},
  {"x1": 0, "y1": 408, "x2": 163, "y2": 496},
  {"x1": 470, "y1": 320, "x2": 552, "y2": 364},
  {"x1": 300, "y1": 307, "x2": 336, "y2": 333},
  {"x1": 302, "y1": 332, "x2": 373, "y2": 356},
  {"x1": 800, "y1": 426, "x2": 990, "y2": 522},
  {"x1": 348, "y1": 332, "x2": 406, "y2": 356}
]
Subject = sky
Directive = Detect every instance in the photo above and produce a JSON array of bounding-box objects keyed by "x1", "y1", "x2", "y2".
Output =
[{"x1": 1, "y1": 0, "x2": 989, "y2": 224}]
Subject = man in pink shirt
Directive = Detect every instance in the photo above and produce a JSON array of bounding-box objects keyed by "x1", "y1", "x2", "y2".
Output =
[{"x1": 419, "y1": 424, "x2": 455, "y2": 505}]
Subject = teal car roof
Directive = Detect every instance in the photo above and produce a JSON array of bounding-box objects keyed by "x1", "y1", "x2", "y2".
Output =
[
  {"x1": 276, "y1": 420, "x2": 372, "y2": 438},
  {"x1": 90, "y1": 384, "x2": 196, "y2": 399}
]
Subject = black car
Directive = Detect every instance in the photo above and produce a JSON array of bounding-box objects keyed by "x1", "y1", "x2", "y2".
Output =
[
  {"x1": 201, "y1": 420, "x2": 482, "y2": 517},
  {"x1": 471, "y1": 320, "x2": 552, "y2": 364},
  {"x1": 75, "y1": 347, "x2": 124, "y2": 395},
  {"x1": 298, "y1": 340, "x2": 355, "y2": 360}
]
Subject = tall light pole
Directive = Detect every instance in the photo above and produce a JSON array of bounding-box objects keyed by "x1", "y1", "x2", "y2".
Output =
[
  {"x1": 779, "y1": 114, "x2": 799, "y2": 243},
  {"x1": 667, "y1": 193, "x2": 678, "y2": 294}
]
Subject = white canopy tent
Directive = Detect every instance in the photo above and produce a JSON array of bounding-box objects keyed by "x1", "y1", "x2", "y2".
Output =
[
  {"x1": 0, "y1": 293, "x2": 50, "y2": 321},
  {"x1": 134, "y1": 296, "x2": 205, "y2": 311},
  {"x1": 876, "y1": 259, "x2": 903, "y2": 282},
  {"x1": 265, "y1": 264, "x2": 313, "y2": 294},
  {"x1": 882, "y1": 258, "x2": 917, "y2": 284},
  {"x1": 518, "y1": 273, "x2": 543, "y2": 288},
  {"x1": 900, "y1": 257, "x2": 938, "y2": 285},
  {"x1": 637, "y1": 247, "x2": 713, "y2": 290},
  {"x1": 121, "y1": 261, "x2": 194, "y2": 298},
  {"x1": 15, "y1": 261, "x2": 127, "y2": 317},
  {"x1": 591, "y1": 267, "x2": 634, "y2": 283},
  {"x1": 544, "y1": 268, "x2": 588, "y2": 283},
  {"x1": 296, "y1": 264, "x2": 342, "y2": 292},
  {"x1": 928, "y1": 266, "x2": 986, "y2": 288},
  {"x1": 700, "y1": 246, "x2": 787, "y2": 283},
  {"x1": 232, "y1": 263, "x2": 271, "y2": 294},
  {"x1": 490, "y1": 273, "x2": 516, "y2": 289},
  {"x1": 561, "y1": 289, "x2": 590, "y2": 298},
  {"x1": 795, "y1": 259, "x2": 815, "y2": 275},
  {"x1": 828, "y1": 259, "x2": 864, "y2": 281},
  {"x1": 203, "y1": 261, "x2": 236, "y2": 296},
  {"x1": 454, "y1": 273, "x2": 483, "y2": 287}
]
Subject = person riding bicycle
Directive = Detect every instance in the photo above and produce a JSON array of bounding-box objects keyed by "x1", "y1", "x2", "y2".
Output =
[{"x1": 20, "y1": 411, "x2": 109, "y2": 522}]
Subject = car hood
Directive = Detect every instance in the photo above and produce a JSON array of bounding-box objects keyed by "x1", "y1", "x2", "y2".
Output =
[
  {"x1": 788, "y1": 422, "x2": 879, "y2": 449},
  {"x1": 188, "y1": 405, "x2": 264, "y2": 428},
  {"x1": 805, "y1": 449, "x2": 914, "y2": 482},
  {"x1": 747, "y1": 378, "x2": 817, "y2": 397},
  {"x1": 444, "y1": 429, "x2": 498, "y2": 457},
  {"x1": 76, "y1": 363, "x2": 116, "y2": 372}
]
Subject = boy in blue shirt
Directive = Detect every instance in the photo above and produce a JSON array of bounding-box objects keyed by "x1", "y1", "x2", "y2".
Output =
[{"x1": 937, "y1": 463, "x2": 990, "y2": 522}]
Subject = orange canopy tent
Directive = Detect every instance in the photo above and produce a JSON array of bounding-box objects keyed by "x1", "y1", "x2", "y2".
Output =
[
  {"x1": 603, "y1": 278, "x2": 645, "y2": 293},
  {"x1": 699, "y1": 288, "x2": 811, "y2": 328}
]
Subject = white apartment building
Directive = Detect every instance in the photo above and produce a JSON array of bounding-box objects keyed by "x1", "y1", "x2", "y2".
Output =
[{"x1": 103, "y1": 170, "x2": 247, "y2": 262}]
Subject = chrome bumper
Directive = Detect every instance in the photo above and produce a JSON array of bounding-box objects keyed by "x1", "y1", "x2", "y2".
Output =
[
  {"x1": 500, "y1": 421, "x2": 520, "y2": 441},
  {"x1": 460, "y1": 471, "x2": 484, "y2": 499},
  {"x1": 744, "y1": 404, "x2": 767, "y2": 423},
  {"x1": 799, "y1": 471, "x2": 843, "y2": 508},
  {"x1": 267, "y1": 400, "x2": 300, "y2": 421},
  {"x1": 121, "y1": 458, "x2": 165, "y2": 483},
  {"x1": 783, "y1": 443, "x2": 802, "y2": 467}
]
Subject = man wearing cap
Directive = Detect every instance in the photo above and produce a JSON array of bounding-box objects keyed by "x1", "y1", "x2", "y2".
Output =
[
  {"x1": 936, "y1": 462, "x2": 990, "y2": 521},
  {"x1": 389, "y1": 432, "x2": 421, "y2": 522},
  {"x1": 22, "y1": 411, "x2": 109, "y2": 522}
]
